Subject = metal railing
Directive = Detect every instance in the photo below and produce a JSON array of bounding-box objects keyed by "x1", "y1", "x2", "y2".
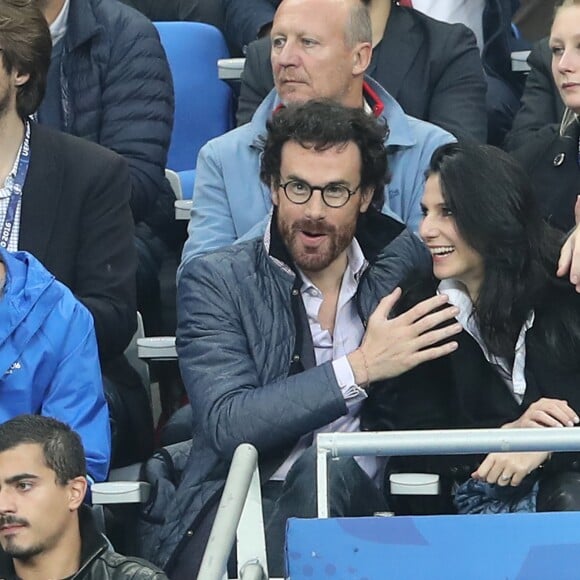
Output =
[
  {"x1": 198, "y1": 443, "x2": 268, "y2": 580},
  {"x1": 316, "y1": 428, "x2": 580, "y2": 517}
]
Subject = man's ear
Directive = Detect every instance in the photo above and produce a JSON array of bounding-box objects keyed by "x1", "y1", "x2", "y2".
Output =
[
  {"x1": 359, "y1": 187, "x2": 373, "y2": 214},
  {"x1": 271, "y1": 180, "x2": 280, "y2": 206},
  {"x1": 13, "y1": 71, "x2": 30, "y2": 87},
  {"x1": 352, "y1": 42, "x2": 372, "y2": 76},
  {"x1": 67, "y1": 477, "x2": 88, "y2": 511}
]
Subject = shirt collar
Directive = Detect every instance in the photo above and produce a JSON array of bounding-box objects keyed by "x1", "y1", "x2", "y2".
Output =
[
  {"x1": 49, "y1": 0, "x2": 71, "y2": 46},
  {"x1": 271, "y1": 80, "x2": 383, "y2": 118},
  {"x1": 269, "y1": 76, "x2": 415, "y2": 149},
  {"x1": 0, "y1": 139, "x2": 25, "y2": 196},
  {"x1": 297, "y1": 237, "x2": 367, "y2": 293},
  {"x1": 437, "y1": 278, "x2": 535, "y2": 349}
]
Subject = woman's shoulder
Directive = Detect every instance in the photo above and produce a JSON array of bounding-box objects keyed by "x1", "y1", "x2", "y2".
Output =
[
  {"x1": 511, "y1": 124, "x2": 562, "y2": 169},
  {"x1": 395, "y1": 273, "x2": 439, "y2": 315},
  {"x1": 536, "y1": 281, "x2": 580, "y2": 317},
  {"x1": 531, "y1": 281, "x2": 580, "y2": 362}
]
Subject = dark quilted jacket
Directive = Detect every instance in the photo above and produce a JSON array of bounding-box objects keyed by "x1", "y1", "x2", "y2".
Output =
[
  {"x1": 140, "y1": 209, "x2": 430, "y2": 569},
  {"x1": 61, "y1": 0, "x2": 175, "y2": 227}
]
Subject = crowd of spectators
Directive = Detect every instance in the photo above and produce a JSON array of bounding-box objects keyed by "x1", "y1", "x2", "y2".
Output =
[{"x1": 1, "y1": 0, "x2": 580, "y2": 578}]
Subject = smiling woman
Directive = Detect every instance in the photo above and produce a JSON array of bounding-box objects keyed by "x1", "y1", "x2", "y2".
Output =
[{"x1": 383, "y1": 141, "x2": 580, "y2": 517}]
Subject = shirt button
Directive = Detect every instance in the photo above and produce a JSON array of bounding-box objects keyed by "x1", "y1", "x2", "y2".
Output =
[
  {"x1": 292, "y1": 354, "x2": 300, "y2": 362},
  {"x1": 187, "y1": 530, "x2": 194, "y2": 537},
  {"x1": 292, "y1": 289, "x2": 299, "y2": 296}
]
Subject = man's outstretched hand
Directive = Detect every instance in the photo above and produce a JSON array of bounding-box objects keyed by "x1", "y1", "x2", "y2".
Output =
[{"x1": 557, "y1": 195, "x2": 580, "y2": 293}]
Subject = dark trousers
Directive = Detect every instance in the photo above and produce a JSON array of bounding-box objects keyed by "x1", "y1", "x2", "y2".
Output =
[
  {"x1": 169, "y1": 445, "x2": 387, "y2": 579},
  {"x1": 537, "y1": 472, "x2": 580, "y2": 512},
  {"x1": 262, "y1": 446, "x2": 387, "y2": 577}
]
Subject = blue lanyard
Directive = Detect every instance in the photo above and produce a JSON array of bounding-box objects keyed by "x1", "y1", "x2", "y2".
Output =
[{"x1": 1, "y1": 121, "x2": 31, "y2": 249}]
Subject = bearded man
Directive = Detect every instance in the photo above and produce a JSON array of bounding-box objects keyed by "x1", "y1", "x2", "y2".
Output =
[{"x1": 159, "y1": 100, "x2": 462, "y2": 578}]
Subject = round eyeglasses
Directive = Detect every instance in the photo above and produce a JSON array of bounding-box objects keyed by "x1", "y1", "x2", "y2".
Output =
[{"x1": 278, "y1": 180, "x2": 360, "y2": 208}]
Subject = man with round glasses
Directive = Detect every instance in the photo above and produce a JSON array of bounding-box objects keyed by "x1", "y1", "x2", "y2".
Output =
[
  {"x1": 165, "y1": 100, "x2": 462, "y2": 578},
  {"x1": 278, "y1": 180, "x2": 360, "y2": 207}
]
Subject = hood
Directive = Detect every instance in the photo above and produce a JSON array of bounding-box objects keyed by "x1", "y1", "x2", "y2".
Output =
[{"x1": 0, "y1": 250, "x2": 64, "y2": 376}]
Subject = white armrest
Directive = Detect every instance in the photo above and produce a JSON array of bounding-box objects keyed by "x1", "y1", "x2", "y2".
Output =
[
  {"x1": 137, "y1": 336, "x2": 177, "y2": 360},
  {"x1": 389, "y1": 473, "x2": 440, "y2": 496},
  {"x1": 166, "y1": 168, "x2": 183, "y2": 200},
  {"x1": 511, "y1": 50, "x2": 531, "y2": 72},
  {"x1": 175, "y1": 199, "x2": 192, "y2": 221},
  {"x1": 218, "y1": 57, "x2": 245, "y2": 80},
  {"x1": 92, "y1": 481, "x2": 151, "y2": 504}
]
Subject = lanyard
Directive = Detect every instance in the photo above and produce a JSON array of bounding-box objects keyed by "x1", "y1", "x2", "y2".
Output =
[{"x1": 0, "y1": 121, "x2": 31, "y2": 249}]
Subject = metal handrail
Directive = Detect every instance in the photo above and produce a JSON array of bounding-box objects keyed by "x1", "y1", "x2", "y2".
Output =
[
  {"x1": 316, "y1": 428, "x2": 580, "y2": 517},
  {"x1": 198, "y1": 443, "x2": 267, "y2": 580}
]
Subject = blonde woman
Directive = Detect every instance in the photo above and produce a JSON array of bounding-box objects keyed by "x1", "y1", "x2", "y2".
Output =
[{"x1": 513, "y1": 0, "x2": 580, "y2": 236}]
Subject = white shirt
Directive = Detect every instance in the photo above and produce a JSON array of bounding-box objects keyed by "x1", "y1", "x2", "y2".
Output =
[
  {"x1": 0, "y1": 143, "x2": 24, "y2": 253},
  {"x1": 49, "y1": 0, "x2": 71, "y2": 46},
  {"x1": 439, "y1": 279, "x2": 535, "y2": 404},
  {"x1": 271, "y1": 239, "x2": 382, "y2": 482},
  {"x1": 411, "y1": 0, "x2": 486, "y2": 51}
]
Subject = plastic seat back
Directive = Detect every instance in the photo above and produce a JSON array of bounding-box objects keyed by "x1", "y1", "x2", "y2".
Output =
[{"x1": 155, "y1": 22, "x2": 234, "y2": 173}]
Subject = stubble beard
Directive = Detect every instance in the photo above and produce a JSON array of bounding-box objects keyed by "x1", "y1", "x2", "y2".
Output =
[{"x1": 2, "y1": 536, "x2": 45, "y2": 560}]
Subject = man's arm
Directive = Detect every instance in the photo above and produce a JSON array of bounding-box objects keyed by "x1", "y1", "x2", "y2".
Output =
[
  {"x1": 503, "y1": 38, "x2": 563, "y2": 151},
  {"x1": 557, "y1": 196, "x2": 580, "y2": 292},
  {"x1": 76, "y1": 150, "x2": 137, "y2": 360},
  {"x1": 42, "y1": 303, "x2": 111, "y2": 483},
  {"x1": 223, "y1": 0, "x2": 279, "y2": 55},
  {"x1": 98, "y1": 13, "x2": 174, "y2": 224},
  {"x1": 176, "y1": 255, "x2": 348, "y2": 459},
  {"x1": 237, "y1": 38, "x2": 275, "y2": 126},
  {"x1": 428, "y1": 24, "x2": 488, "y2": 143},
  {"x1": 179, "y1": 141, "x2": 238, "y2": 274}
]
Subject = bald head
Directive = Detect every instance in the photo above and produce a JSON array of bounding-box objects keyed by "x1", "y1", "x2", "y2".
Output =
[{"x1": 271, "y1": 0, "x2": 372, "y2": 108}]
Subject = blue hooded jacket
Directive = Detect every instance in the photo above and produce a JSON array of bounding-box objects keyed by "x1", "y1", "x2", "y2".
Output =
[{"x1": 0, "y1": 250, "x2": 110, "y2": 482}]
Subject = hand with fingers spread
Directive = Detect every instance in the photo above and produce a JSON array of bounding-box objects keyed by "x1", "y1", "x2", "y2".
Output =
[
  {"x1": 503, "y1": 398, "x2": 580, "y2": 429},
  {"x1": 472, "y1": 451, "x2": 550, "y2": 487},
  {"x1": 347, "y1": 287, "x2": 462, "y2": 385},
  {"x1": 557, "y1": 195, "x2": 580, "y2": 293}
]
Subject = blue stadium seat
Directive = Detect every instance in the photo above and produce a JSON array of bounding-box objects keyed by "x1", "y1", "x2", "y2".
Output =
[{"x1": 154, "y1": 21, "x2": 234, "y2": 199}]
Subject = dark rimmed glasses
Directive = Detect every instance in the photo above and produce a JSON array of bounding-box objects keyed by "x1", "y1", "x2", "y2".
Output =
[{"x1": 278, "y1": 179, "x2": 360, "y2": 208}]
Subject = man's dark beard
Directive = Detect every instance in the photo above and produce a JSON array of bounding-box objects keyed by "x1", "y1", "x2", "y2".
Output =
[{"x1": 278, "y1": 215, "x2": 355, "y2": 273}]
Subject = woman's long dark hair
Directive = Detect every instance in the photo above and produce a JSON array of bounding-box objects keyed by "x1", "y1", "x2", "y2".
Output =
[{"x1": 427, "y1": 142, "x2": 570, "y2": 359}]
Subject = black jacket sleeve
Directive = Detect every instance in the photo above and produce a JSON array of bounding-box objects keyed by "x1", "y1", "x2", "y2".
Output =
[{"x1": 504, "y1": 37, "x2": 565, "y2": 151}]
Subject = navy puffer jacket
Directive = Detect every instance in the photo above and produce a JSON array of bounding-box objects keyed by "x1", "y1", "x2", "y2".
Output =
[{"x1": 62, "y1": 0, "x2": 175, "y2": 226}]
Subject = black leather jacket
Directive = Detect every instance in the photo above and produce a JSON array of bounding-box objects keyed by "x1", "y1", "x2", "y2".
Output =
[{"x1": 0, "y1": 505, "x2": 167, "y2": 579}]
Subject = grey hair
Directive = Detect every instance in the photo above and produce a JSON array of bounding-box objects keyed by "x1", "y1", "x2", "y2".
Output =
[{"x1": 346, "y1": 1, "x2": 372, "y2": 47}]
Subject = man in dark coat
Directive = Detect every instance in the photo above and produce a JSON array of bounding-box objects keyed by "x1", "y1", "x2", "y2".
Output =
[{"x1": 34, "y1": 0, "x2": 176, "y2": 336}]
